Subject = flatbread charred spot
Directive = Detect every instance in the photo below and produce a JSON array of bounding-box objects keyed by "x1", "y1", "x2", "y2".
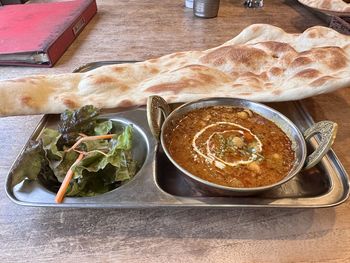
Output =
[
  {"x1": 148, "y1": 58, "x2": 158, "y2": 63},
  {"x1": 324, "y1": 48, "x2": 348, "y2": 70},
  {"x1": 269, "y1": 67, "x2": 284, "y2": 76},
  {"x1": 310, "y1": 76, "x2": 335, "y2": 87},
  {"x1": 240, "y1": 71, "x2": 267, "y2": 80},
  {"x1": 258, "y1": 41, "x2": 296, "y2": 58},
  {"x1": 200, "y1": 45, "x2": 269, "y2": 71},
  {"x1": 168, "y1": 52, "x2": 186, "y2": 59},
  {"x1": 232, "y1": 83, "x2": 244, "y2": 88},
  {"x1": 307, "y1": 31, "x2": 318, "y2": 39},
  {"x1": 20, "y1": 96, "x2": 33, "y2": 106},
  {"x1": 272, "y1": 89, "x2": 282, "y2": 95},
  {"x1": 290, "y1": 56, "x2": 313, "y2": 68},
  {"x1": 305, "y1": 26, "x2": 333, "y2": 39},
  {"x1": 112, "y1": 66, "x2": 127, "y2": 72},
  {"x1": 146, "y1": 79, "x2": 202, "y2": 94},
  {"x1": 163, "y1": 60, "x2": 178, "y2": 68},
  {"x1": 197, "y1": 72, "x2": 216, "y2": 83},
  {"x1": 84, "y1": 75, "x2": 129, "y2": 92},
  {"x1": 19, "y1": 95, "x2": 41, "y2": 111},
  {"x1": 140, "y1": 64, "x2": 160, "y2": 75},
  {"x1": 118, "y1": 99, "x2": 133, "y2": 108},
  {"x1": 250, "y1": 24, "x2": 262, "y2": 33},
  {"x1": 92, "y1": 75, "x2": 118, "y2": 85},
  {"x1": 300, "y1": 47, "x2": 347, "y2": 70},
  {"x1": 237, "y1": 76, "x2": 263, "y2": 86},
  {"x1": 63, "y1": 98, "x2": 79, "y2": 109},
  {"x1": 171, "y1": 64, "x2": 233, "y2": 81},
  {"x1": 149, "y1": 67, "x2": 160, "y2": 74},
  {"x1": 230, "y1": 72, "x2": 239, "y2": 79},
  {"x1": 211, "y1": 57, "x2": 226, "y2": 66},
  {"x1": 320, "y1": 0, "x2": 332, "y2": 9},
  {"x1": 176, "y1": 64, "x2": 210, "y2": 71},
  {"x1": 18, "y1": 80, "x2": 52, "y2": 110},
  {"x1": 294, "y1": 69, "x2": 321, "y2": 79},
  {"x1": 264, "y1": 83, "x2": 274, "y2": 88},
  {"x1": 259, "y1": 72, "x2": 269, "y2": 81}
]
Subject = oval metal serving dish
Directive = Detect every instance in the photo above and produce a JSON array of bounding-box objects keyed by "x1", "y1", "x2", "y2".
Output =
[{"x1": 147, "y1": 96, "x2": 338, "y2": 196}]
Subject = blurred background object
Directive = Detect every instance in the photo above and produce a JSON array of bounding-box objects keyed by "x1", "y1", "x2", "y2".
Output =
[
  {"x1": 244, "y1": 0, "x2": 263, "y2": 8},
  {"x1": 193, "y1": 0, "x2": 220, "y2": 18},
  {"x1": 1, "y1": 0, "x2": 29, "y2": 4},
  {"x1": 185, "y1": 0, "x2": 193, "y2": 8}
]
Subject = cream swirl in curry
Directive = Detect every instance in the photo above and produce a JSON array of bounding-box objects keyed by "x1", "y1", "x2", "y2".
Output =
[
  {"x1": 164, "y1": 106, "x2": 295, "y2": 188},
  {"x1": 192, "y1": 122, "x2": 263, "y2": 169}
]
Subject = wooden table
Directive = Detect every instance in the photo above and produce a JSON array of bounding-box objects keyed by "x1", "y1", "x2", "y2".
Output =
[{"x1": 1, "y1": 0, "x2": 349, "y2": 262}]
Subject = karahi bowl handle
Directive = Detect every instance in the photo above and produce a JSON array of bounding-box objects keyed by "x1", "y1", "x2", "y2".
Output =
[
  {"x1": 303, "y1": 121, "x2": 338, "y2": 170},
  {"x1": 147, "y1": 96, "x2": 171, "y2": 141}
]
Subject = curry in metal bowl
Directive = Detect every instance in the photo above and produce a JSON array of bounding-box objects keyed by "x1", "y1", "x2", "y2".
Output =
[
  {"x1": 147, "y1": 96, "x2": 337, "y2": 196},
  {"x1": 163, "y1": 106, "x2": 295, "y2": 188}
]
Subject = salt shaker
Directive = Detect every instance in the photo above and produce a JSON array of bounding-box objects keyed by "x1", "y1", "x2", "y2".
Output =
[{"x1": 193, "y1": 0, "x2": 220, "y2": 18}]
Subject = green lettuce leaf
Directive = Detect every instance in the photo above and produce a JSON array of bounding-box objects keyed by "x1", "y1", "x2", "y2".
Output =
[
  {"x1": 41, "y1": 128, "x2": 62, "y2": 160},
  {"x1": 67, "y1": 165, "x2": 119, "y2": 196},
  {"x1": 82, "y1": 139, "x2": 109, "y2": 152},
  {"x1": 10, "y1": 141, "x2": 44, "y2": 187},
  {"x1": 40, "y1": 127, "x2": 79, "y2": 183},
  {"x1": 58, "y1": 105, "x2": 100, "y2": 147},
  {"x1": 94, "y1": 120, "x2": 113, "y2": 135},
  {"x1": 110, "y1": 125, "x2": 132, "y2": 151},
  {"x1": 10, "y1": 140, "x2": 60, "y2": 192}
]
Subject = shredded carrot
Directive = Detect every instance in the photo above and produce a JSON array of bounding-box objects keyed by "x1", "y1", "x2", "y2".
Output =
[
  {"x1": 74, "y1": 149, "x2": 109, "y2": 157},
  {"x1": 55, "y1": 153, "x2": 84, "y2": 204},
  {"x1": 66, "y1": 134, "x2": 115, "y2": 152}
]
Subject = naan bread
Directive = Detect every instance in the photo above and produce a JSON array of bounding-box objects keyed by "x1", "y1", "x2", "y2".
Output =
[
  {"x1": 298, "y1": 0, "x2": 350, "y2": 16},
  {"x1": 1, "y1": 24, "x2": 350, "y2": 116}
]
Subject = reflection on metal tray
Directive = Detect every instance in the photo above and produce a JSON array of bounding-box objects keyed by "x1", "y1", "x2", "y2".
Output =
[{"x1": 5, "y1": 61, "x2": 350, "y2": 208}]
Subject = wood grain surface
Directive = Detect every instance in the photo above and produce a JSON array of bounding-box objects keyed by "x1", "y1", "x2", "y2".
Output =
[{"x1": 0, "y1": 0, "x2": 349, "y2": 262}]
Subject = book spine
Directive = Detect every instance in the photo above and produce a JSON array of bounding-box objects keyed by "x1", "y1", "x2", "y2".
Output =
[{"x1": 46, "y1": 0, "x2": 97, "y2": 67}]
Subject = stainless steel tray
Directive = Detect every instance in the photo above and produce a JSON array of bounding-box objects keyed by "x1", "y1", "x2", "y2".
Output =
[{"x1": 5, "y1": 61, "x2": 350, "y2": 208}]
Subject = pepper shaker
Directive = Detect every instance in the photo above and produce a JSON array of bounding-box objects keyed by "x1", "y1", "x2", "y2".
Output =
[{"x1": 193, "y1": 0, "x2": 220, "y2": 18}]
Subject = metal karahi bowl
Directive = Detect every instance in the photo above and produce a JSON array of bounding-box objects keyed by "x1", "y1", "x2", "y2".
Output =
[{"x1": 147, "y1": 96, "x2": 338, "y2": 196}]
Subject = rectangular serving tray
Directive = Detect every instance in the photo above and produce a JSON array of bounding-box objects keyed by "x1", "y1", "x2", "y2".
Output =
[{"x1": 5, "y1": 61, "x2": 350, "y2": 208}]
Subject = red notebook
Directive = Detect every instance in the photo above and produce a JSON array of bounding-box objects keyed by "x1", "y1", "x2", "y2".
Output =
[{"x1": 0, "y1": 0, "x2": 97, "y2": 67}]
